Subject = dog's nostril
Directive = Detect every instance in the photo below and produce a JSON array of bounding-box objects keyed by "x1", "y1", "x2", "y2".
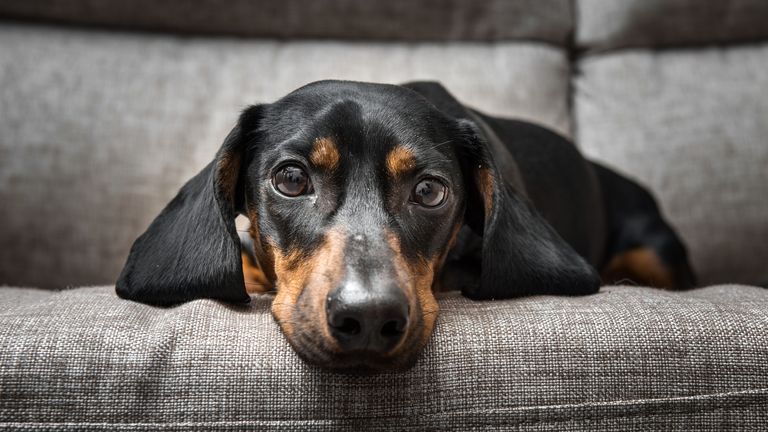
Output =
[
  {"x1": 380, "y1": 320, "x2": 405, "y2": 338},
  {"x1": 326, "y1": 282, "x2": 409, "y2": 354},
  {"x1": 334, "y1": 317, "x2": 361, "y2": 336}
]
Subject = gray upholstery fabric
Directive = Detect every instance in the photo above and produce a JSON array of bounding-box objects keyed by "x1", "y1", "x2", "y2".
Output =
[
  {"x1": 0, "y1": 0, "x2": 573, "y2": 44},
  {"x1": 577, "y1": 0, "x2": 768, "y2": 51},
  {"x1": 1, "y1": 285, "x2": 767, "y2": 430},
  {"x1": 0, "y1": 23, "x2": 571, "y2": 289},
  {"x1": 2, "y1": 5, "x2": 767, "y2": 430},
  {"x1": 575, "y1": 44, "x2": 768, "y2": 287}
]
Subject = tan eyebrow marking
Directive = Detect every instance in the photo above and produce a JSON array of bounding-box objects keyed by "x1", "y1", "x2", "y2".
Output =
[
  {"x1": 385, "y1": 145, "x2": 416, "y2": 178},
  {"x1": 310, "y1": 137, "x2": 340, "y2": 171}
]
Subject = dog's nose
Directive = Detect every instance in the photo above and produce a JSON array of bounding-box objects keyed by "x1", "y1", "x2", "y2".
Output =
[{"x1": 326, "y1": 280, "x2": 409, "y2": 354}]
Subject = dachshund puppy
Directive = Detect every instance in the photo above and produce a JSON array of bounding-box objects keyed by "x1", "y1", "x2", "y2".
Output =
[{"x1": 117, "y1": 81, "x2": 695, "y2": 370}]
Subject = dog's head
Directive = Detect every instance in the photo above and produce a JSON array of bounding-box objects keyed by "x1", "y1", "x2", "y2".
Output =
[{"x1": 117, "y1": 81, "x2": 598, "y2": 370}]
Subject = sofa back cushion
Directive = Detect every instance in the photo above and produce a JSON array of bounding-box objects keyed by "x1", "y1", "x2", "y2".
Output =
[
  {"x1": 0, "y1": 23, "x2": 571, "y2": 288},
  {"x1": 0, "y1": 0, "x2": 573, "y2": 44},
  {"x1": 577, "y1": 0, "x2": 768, "y2": 51},
  {"x1": 575, "y1": 45, "x2": 768, "y2": 285}
]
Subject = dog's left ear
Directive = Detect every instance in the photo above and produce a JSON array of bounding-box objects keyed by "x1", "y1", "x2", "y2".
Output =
[
  {"x1": 116, "y1": 106, "x2": 264, "y2": 306},
  {"x1": 456, "y1": 119, "x2": 600, "y2": 299}
]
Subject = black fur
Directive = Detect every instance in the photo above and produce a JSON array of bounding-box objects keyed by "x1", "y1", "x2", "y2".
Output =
[
  {"x1": 458, "y1": 120, "x2": 600, "y2": 298},
  {"x1": 404, "y1": 82, "x2": 601, "y2": 298},
  {"x1": 592, "y1": 162, "x2": 696, "y2": 288},
  {"x1": 115, "y1": 109, "x2": 262, "y2": 305}
]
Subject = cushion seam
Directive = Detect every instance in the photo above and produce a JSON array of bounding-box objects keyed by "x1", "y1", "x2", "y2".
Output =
[{"x1": 2, "y1": 388, "x2": 766, "y2": 427}]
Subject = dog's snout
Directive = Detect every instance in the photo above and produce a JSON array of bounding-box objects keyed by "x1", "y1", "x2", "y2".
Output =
[{"x1": 326, "y1": 280, "x2": 409, "y2": 354}]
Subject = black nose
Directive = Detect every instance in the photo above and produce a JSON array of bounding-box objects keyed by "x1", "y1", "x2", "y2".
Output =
[{"x1": 326, "y1": 280, "x2": 409, "y2": 354}]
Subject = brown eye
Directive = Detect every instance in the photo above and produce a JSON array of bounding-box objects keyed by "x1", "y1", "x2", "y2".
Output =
[
  {"x1": 273, "y1": 164, "x2": 312, "y2": 197},
  {"x1": 411, "y1": 178, "x2": 447, "y2": 208}
]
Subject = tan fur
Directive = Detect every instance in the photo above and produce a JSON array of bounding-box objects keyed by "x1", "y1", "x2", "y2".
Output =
[
  {"x1": 269, "y1": 247, "x2": 308, "y2": 339},
  {"x1": 385, "y1": 145, "x2": 417, "y2": 178},
  {"x1": 241, "y1": 251, "x2": 273, "y2": 294},
  {"x1": 386, "y1": 232, "x2": 440, "y2": 351},
  {"x1": 601, "y1": 247, "x2": 677, "y2": 289},
  {"x1": 215, "y1": 152, "x2": 241, "y2": 204},
  {"x1": 245, "y1": 208, "x2": 276, "y2": 284},
  {"x1": 310, "y1": 137, "x2": 340, "y2": 171},
  {"x1": 270, "y1": 230, "x2": 347, "y2": 344},
  {"x1": 475, "y1": 166, "x2": 495, "y2": 215}
]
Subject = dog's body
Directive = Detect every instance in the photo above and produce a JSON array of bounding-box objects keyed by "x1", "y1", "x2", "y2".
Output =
[
  {"x1": 423, "y1": 84, "x2": 695, "y2": 292},
  {"x1": 117, "y1": 80, "x2": 695, "y2": 370}
]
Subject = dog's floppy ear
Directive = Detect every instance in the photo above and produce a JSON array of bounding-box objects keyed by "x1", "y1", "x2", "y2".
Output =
[
  {"x1": 456, "y1": 119, "x2": 600, "y2": 299},
  {"x1": 116, "y1": 106, "x2": 264, "y2": 306}
]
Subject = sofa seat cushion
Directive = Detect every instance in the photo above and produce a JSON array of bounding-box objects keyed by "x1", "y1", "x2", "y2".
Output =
[
  {"x1": 575, "y1": 44, "x2": 768, "y2": 286},
  {"x1": 1, "y1": 285, "x2": 767, "y2": 430},
  {"x1": 0, "y1": 23, "x2": 571, "y2": 289}
]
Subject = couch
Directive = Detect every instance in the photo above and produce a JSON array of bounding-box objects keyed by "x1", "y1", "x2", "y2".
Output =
[{"x1": 1, "y1": 1, "x2": 767, "y2": 430}]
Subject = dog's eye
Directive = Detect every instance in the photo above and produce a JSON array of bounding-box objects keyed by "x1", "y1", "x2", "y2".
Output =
[
  {"x1": 273, "y1": 164, "x2": 313, "y2": 197},
  {"x1": 411, "y1": 178, "x2": 447, "y2": 208}
]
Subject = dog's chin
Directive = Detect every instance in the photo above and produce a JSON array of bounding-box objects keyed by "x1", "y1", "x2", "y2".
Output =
[
  {"x1": 284, "y1": 332, "x2": 424, "y2": 373},
  {"x1": 298, "y1": 347, "x2": 422, "y2": 373}
]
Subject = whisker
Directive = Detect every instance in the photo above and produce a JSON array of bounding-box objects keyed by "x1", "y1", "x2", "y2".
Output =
[{"x1": 427, "y1": 140, "x2": 453, "y2": 150}]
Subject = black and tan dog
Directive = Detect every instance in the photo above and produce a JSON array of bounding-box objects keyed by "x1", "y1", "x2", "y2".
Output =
[{"x1": 116, "y1": 80, "x2": 695, "y2": 370}]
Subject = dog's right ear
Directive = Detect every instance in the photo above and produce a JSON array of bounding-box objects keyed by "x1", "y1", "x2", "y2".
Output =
[
  {"x1": 116, "y1": 105, "x2": 264, "y2": 306},
  {"x1": 455, "y1": 119, "x2": 601, "y2": 300}
]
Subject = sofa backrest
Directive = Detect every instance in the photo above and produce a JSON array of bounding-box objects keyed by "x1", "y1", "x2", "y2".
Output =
[
  {"x1": 0, "y1": 0, "x2": 573, "y2": 44},
  {"x1": 0, "y1": 22, "x2": 573, "y2": 289},
  {"x1": 573, "y1": 0, "x2": 768, "y2": 285},
  {"x1": 1, "y1": 0, "x2": 767, "y2": 288}
]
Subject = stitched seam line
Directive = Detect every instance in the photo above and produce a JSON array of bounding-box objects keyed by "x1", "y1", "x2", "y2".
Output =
[{"x1": 2, "y1": 388, "x2": 766, "y2": 427}]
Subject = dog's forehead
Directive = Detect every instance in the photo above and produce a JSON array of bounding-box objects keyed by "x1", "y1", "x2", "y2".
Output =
[{"x1": 262, "y1": 81, "x2": 455, "y2": 162}]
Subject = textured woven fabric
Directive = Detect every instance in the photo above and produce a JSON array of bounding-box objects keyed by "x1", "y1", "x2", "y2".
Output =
[
  {"x1": 575, "y1": 44, "x2": 768, "y2": 286},
  {"x1": 0, "y1": 0, "x2": 573, "y2": 44},
  {"x1": 0, "y1": 23, "x2": 571, "y2": 289},
  {"x1": 1, "y1": 285, "x2": 767, "y2": 430},
  {"x1": 576, "y1": 0, "x2": 768, "y2": 51}
]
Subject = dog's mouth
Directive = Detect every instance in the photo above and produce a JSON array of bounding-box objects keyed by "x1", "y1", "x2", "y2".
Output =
[
  {"x1": 292, "y1": 341, "x2": 422, "y2": 372},
  {"x1": 287, "y1": 332, "x2": 427, "y2": 372},
  {"x1": 272, "y1": 301, "x2": 433, "y2": 371}
]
